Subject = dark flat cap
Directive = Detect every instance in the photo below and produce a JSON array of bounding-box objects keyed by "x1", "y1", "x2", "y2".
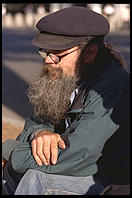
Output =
[{"x1": 32, "y1": 6, "x2": 110, "y2": 50}]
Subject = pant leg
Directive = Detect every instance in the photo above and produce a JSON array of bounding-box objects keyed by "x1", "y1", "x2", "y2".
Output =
[
  {"x1": 2, "y1": 160, "x2": 23, "y2": 195},
  {"x1": 14, "y1": 169, "x2": 104, "y2": 195}
]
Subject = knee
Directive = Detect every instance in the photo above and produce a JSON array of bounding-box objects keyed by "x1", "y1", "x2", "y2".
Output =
[
  {"x1": 16, "y1": 169, "x2": 43, "y2": 188},
  {"x1": 24, "y1": 169, "x2": 41, "y2": 179}
]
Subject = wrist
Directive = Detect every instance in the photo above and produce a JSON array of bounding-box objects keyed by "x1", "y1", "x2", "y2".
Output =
[{"x1": 29, "y1": 130, "x2": 44, "y2": 142}]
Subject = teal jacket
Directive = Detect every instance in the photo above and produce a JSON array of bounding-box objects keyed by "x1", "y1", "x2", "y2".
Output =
[{"x1": 2, "y1": 60, "x2": 130, "y2": 180}]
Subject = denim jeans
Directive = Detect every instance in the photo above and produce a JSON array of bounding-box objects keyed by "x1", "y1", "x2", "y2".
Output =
[
  {"x1": 15, "y1": 169, "x2": 104, "y2": 195},
  {"x1": 3, "y1": 165, "x2": 104, "y2": 195}
]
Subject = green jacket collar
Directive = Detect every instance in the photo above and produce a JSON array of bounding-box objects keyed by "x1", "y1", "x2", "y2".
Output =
[{"x1": 67, "y1": 80, "x2": 92, "y2": 114}]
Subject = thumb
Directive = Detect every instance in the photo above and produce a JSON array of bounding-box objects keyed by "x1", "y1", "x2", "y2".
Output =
[{"x1": 58, "y1": 138, "x2": 66, "y2": 149}]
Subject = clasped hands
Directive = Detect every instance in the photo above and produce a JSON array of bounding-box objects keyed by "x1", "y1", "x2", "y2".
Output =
[{"x1": 31, "y1": 130, "x2": 66, "y2": 166}]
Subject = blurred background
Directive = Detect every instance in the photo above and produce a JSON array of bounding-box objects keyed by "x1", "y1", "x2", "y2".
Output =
[
  {"x1": 2, "y1": 3, "x2": 130, "y2": 141},
  {"x1": 2, "y1": 3, "x2": 130, "y2": 30}
]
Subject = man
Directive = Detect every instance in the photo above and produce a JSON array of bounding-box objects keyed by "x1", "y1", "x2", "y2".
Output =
[{"x1": 2, "y1": 6, "x2": 130, "y2": 195}]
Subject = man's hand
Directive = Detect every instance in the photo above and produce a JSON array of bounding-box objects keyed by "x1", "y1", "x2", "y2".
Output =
[{"x1": 31, "y1": 130, "x2": 66, "y2": 166}]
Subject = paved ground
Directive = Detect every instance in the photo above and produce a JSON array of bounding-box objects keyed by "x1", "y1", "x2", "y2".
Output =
[
  {"x1": 2, "y1": 27, "x2": 130, "y2": 141},
  {"x1": 2, "y1": 28, "x2": 41, "y2": 127},
  {"x1": 2, "y1": 122, "x2": 22, "y2": 142}
]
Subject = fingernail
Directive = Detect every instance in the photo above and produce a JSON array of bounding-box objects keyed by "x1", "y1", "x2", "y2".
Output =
[
  {"x1": 44, "y1": 162, "x2": 48, "y2": 166},
  {"x1": 38, "y1": 163, "x2": 42, "y2": 166}
]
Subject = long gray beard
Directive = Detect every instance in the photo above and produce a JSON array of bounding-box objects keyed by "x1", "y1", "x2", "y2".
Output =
[{"x1": 27, "y1": 64, "x2": 78, "y2": 124}]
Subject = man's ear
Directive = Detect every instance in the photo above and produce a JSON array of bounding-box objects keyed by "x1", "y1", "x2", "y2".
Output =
[{"x1": 83, "y1": 43, "x2": 98, "y2": 64}]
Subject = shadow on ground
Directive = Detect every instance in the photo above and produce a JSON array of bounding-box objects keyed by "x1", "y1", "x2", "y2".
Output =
[{"x1": 2, "y1": 28, "x2": 39, "y2": 119}]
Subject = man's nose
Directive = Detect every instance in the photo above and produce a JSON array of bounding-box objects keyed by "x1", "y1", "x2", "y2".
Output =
[{"x1": 45, "y1": 53, "x2": 60, "y2": 64}]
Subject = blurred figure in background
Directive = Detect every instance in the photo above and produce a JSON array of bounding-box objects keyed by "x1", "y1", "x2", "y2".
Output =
[
  {"x1": 24, "y1": 4, "x2": 35, "y2": 27},
  {"x1": 5, "y1": 4, "x2": 27, "y2": 26}
]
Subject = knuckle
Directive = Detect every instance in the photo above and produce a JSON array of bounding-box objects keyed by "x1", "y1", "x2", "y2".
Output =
[
  {"x1": 51, "y1": 143, "x2": 57, "y2": 149},
  {"x1": 43, "y1": 135, "x2": 50, "y2": 141},
  {"x1": 36, "y1": 150, "x2": 42, "y2": 157},
  {"x1": 42, "y1": 133, "x2": 60, "y2": 142},
  {"x1": 36, "y1": 136, "x2": 42, "y2": 142},
  {"x1": 32, "y1": 150, "x2": 36, "y2": 156},
  {"x1": 33, "y1": 154, "x2": 37, "y2": 160},
  {"x1": 55, "y1": 134, "x2": 60, "y2": 141},
  {"x1": 51, "y1": 135, "x2": 59, "y2": 142},
  {"x1": 31, "y1": 139, "x2": 36, "y2": 145},
  {"x1": 43, "y1": 150, "x2": 49, "y2": 157}
]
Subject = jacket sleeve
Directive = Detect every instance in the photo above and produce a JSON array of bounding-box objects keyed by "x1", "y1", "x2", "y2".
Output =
[
  {"x1": 16, "y1": 116, "x2": 55, "y2": 142},
  {"x1": 2, "y1": 116, "x2": 54, "y2": 161},
  {"x1": 10, "y1": 76, "x2": 124, "y2": 176}
]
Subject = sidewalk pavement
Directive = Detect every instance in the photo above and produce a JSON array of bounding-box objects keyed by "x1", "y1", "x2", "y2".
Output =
[{"x1": 2, "y1": 122, "x2": 23, "y2": 142}]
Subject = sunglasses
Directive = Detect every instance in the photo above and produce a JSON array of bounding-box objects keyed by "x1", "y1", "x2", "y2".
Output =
[{"x1": 38, "y1": 48, "x2": 79, "y2": 64}]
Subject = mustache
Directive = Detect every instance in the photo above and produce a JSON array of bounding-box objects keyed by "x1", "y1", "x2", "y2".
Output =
[{"x1": 40, "y1": 64, "x2": 64, "y2": 80}]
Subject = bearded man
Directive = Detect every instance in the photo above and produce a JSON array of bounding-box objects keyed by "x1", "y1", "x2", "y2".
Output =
[{"x1": 2, "y1": 6, "x2": 130, "y2": 195}]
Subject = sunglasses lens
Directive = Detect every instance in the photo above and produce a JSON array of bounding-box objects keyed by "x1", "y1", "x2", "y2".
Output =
[
  {"x1": 38, "y1": 48, "x2": 47, "y2": 59},
  {"x1": 49, "y1": 53, "x2": 60, "y2": 64}
]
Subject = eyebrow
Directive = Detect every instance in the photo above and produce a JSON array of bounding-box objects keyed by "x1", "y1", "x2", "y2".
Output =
[{"x1": 47, "y1": 49, "x2": 66, "y2": 54}]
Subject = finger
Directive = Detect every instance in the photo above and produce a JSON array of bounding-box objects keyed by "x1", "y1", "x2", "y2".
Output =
[
  {"x1": 31, "y1": 140, "x2": 43, "y2": 166},
  {"x1": 50, "y1": 142, "x2": 58, "y2": 165},
  {"x1": 58, "y1": 138, "x2": 66, "y2": 149},
  {"x1": 43, "y1": 137, "x2": 51, "y2": 165},
  {"x1": 36, "y1": 137, "x2": 48, "y2": 165}
]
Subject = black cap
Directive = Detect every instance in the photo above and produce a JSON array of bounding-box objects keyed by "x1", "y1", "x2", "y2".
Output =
[{"x1": 32, "y1": 6, "x2": 110, "y2": 50}]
